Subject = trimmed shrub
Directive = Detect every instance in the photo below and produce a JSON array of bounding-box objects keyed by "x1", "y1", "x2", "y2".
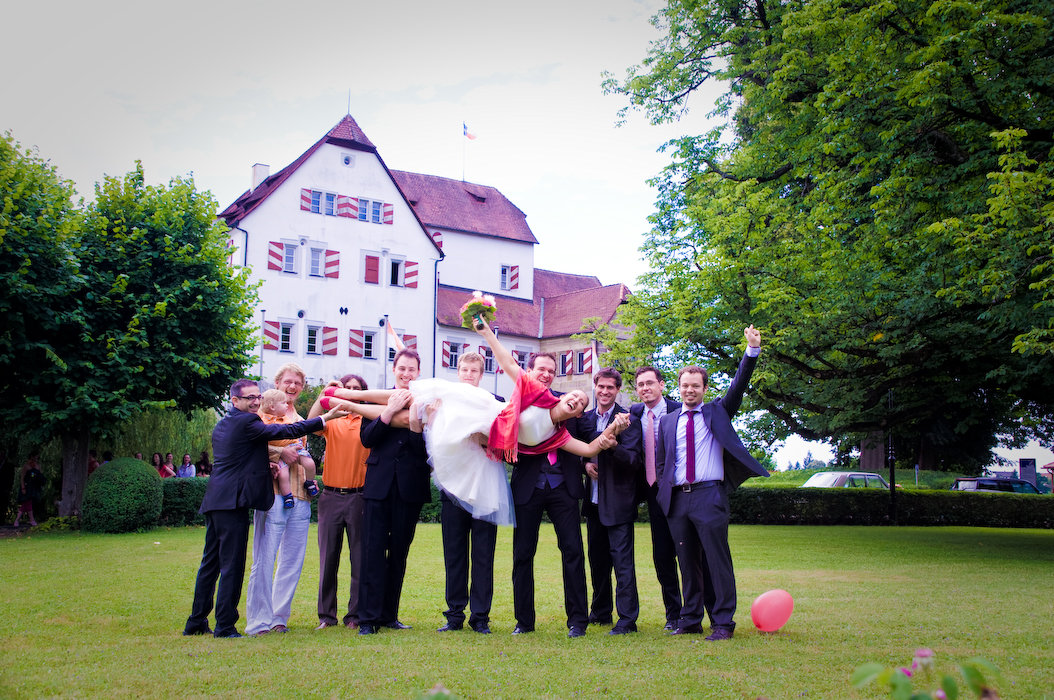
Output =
[
  {"x1": 82, "y1": 458, "x2": 163, "y2": 533},
  {"x1": 159, "y1": 478, "x2": 209, "y2": 526},
  {"x1": 730, "y1": 487, "x2": 1054, "y2": 528}
]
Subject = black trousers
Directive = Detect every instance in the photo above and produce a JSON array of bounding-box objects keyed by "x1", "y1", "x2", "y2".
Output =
[
  {"x1": 316, "y1": 490, "x2": 364, "y2": 626},
  {"x1": 512, "y1": 481, "x2": 588, "y2": 630},
  {"x1": 645, "y1": 485, "x2": 683, "y2": 623},
  {"x1": 358, "y1": 481, "x2": 422, "y2": 627},
  {"x1": 185, "y1": 508, "x2": 251, "y2": 637},
  {"x1": 585, "y1": 511, "x2": 613, "y2": 622},
  {"x1": 441, "y1": 495, "x2": 497, "y2": 627},
  {"x1": 667, "y1": 483, "x2": 735, "y2": 631}
]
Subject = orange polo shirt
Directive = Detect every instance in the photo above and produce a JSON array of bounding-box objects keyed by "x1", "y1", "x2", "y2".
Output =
[{"x1": 319, "y1": 414, "x2": 369, "y2": 489}]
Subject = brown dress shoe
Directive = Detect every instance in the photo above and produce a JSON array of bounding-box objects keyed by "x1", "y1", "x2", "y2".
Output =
[{"x1": 345, "y1": 620, "x2": 359, "y2": 630}]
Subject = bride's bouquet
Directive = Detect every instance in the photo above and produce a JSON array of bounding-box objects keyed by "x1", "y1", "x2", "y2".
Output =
[{"x1": 459, "y1": 291, "x2": 497, "y2": 330}]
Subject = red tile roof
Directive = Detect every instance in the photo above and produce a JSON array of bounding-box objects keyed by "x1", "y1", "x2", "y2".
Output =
[
  {"x1": 437, "y1": 272, "x2": 630, "y2": 339},
  {"x1": 532, "y1": 268, "x2": 603, "y2": 305},
  {"x1": 390, "y1": 171, "x2": 538, "y2": 244},
  {"x1": 219, "y1": 115, "x2": 380, "y2": 227}
]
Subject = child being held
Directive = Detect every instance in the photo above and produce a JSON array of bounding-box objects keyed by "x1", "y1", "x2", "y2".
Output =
[{"x1": 259, "y1": 389, "x2": 320, "y2": 508}]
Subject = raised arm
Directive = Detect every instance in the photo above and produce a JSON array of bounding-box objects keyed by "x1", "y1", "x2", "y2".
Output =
[{"x1": 473, "y1": 321, "x2": 521, "y2": 380}]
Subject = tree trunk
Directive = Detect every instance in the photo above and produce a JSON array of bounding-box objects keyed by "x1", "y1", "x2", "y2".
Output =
[
  {"x1": 916, "y1": 434, "x2": 937, "y2": 471},
  {"x1": 59, "y1": 428, "x2": 90, "y2": 517},
  {"x1": 859, "y1": 431, "x2": 885, "y2": 472}
]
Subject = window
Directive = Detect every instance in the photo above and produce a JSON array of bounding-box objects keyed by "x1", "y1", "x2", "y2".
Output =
[
  {"x1": 501, "y1": 264, "x2": 520, "y2": 290},
  {"x1": 501, "y1": 266, "x2": 509, "y2": 289},
  {"x1": 577, "y1": 351, "x2": 587, "y2": 374},
  {"x1": 283, "y1": 243, "x2": 296, "y2": 273},
  {"x1": 363, "y1": 332, "x2": 376, "y2": 359},
  {"x1": 372, "y1": 200, "x2": 382, "y2": 224},
  {"x1": 388, "y1": 346, "x2": 396, "y2": 361},
  {"x1": 279, "y1": 323, "x2": 294, "y2": 353},
  {"x1": 514, "y1": 349, "x2": 529, "y2": 370},
  {"x1": 448, "y1": 342, "x2": 463, "y2": 368},
  {"x1": 324, "y1": 192, "x2": 336, "y2": 216},
  {"x1": 306, "y1": 190, "x2": 337, "y2": 216},
  {"x1": 311, "y1": 190, "x2": 321, "y2": 213},
  {"x1": 482, "y1": 347, "x2": 495, "y2": 374},
  {"x1": 306, "y1": 326, "x2": 320, "y2": 355},
  {"x1": 310, "y1": 249, "x2": 324, "y2": 277},
  {"x1": 363, "y1": 253, "x2": 380, "y2": 284},
  {"x1": 358, "y1": 200, "x2": 369, "y2": 222},
  {"x1": 390, "y1": 259, "x2": 404, "y2": 287}
]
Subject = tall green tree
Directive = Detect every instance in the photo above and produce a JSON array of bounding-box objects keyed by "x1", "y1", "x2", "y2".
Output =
[
  {"x1": 603, "y1": 0, "x2": 1054, "y2": 470},
  {"x1": 2, "y1": 156, "x2": 259, "y2": 515}
]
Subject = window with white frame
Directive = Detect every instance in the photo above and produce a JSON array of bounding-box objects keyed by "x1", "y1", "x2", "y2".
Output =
[
  {"x1": 363, "y1": 332, "x2": 376, "y2": 359},
  {"x1": 371, "y1": 200, "x2": 382, "y2": 224},
  {"x1": 280, "y1": 323, "x2": 294, "y2": 353},
  {"x1": 448, "y1": 341, "x2": 463, "y2": 368},
  {"x1": 482, "y1": 347, "x2": 496, "y2": 374},
  {"x1": 577, "y1": 351, "x2": 587, "y2": 373},
  {"x1": 309, "y1": 190, "x2": 338, "y2": 216},
  {"x1": 306, "y1": 325, "x2": 321, "y2": 355},
  {"x1": 310, "y1": 248, "x2": 324, "y2": 277},
  {"x1": 514, "y1": 348, "x2": 530, "y2": 370},
  {"x1": 282, "y1": 241, "x2": 297, "y2": 273},
  {"x1": 389, "y1": 258, "x2": 405, "y2": 287}
]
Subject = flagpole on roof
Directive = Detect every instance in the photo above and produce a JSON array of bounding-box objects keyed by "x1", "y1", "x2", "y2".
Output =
[{"x1": 462, "y1": 120, "x2": 466, "y2": 182}]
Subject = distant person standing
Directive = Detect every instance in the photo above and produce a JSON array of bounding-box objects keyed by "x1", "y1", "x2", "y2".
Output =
[
  {"x1": 176, "y1": 454, "x2": 196, "y2": 478},
  {"x1": 183, "y1": 379, "x2": 344, "y2": 638},
  {"x1": 13, "y1": 452, "x2": 44, "y2": 528},
  {"x1": 88, "y1": 450, "x2": 101, "y2": 476},
  {"x1": 195, "y1": 451, "x2": 212, "y2": 477}
]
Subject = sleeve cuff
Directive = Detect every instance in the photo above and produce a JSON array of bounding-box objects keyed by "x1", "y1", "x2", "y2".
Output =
[{"x1": 746, "y1": 345, "x2": 761, "y2": 357}]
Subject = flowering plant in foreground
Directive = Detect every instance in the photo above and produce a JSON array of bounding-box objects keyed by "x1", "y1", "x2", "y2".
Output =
[
  {"x1": 459, "y1": 291, "x2": 497, "y2": 330},
  {"x1": 852, "y1": 649, "x2": 1002, "y2": 700}
]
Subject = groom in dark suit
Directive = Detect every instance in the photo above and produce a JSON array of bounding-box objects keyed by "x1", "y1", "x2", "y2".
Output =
[
  {"x1": 184, "y1": 379, "x2": 342, "y2": 638},
  {"x1": 656, "y1": 326, "x2": 769, "y2": 641}
]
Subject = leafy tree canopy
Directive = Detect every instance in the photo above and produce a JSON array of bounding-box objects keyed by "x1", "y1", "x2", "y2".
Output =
[{"x1": 603, "y1": 0, "x2": 1054, "y2": 470}]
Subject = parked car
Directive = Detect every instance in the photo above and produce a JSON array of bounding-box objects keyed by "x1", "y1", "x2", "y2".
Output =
[
  {"x1": 801, "y1": 472, "x2": 890, "y2": 489},
  {"x1": 948, "y1": 478, "x2": 1042, "y2": 495}
]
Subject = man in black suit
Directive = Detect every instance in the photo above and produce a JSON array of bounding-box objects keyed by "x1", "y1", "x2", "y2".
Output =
[
  {"x1": 657, "y1": 326, "x2": 769, "y2": 641},
  {"x1": 629, "y1": 366, "x2": 683, "y2": 631},
  {"x1": 357, "y1": 349, "x2": 432, "y2": 635},
  {"x1": 581, "y1": 368, "x2": 643, "y2": 635},
  {"x1": 437, "y1": 351, "x2": 502, "y2": 634},
  {"x1": 184, "y1": 379, "x2": 343, "y2": 638}
]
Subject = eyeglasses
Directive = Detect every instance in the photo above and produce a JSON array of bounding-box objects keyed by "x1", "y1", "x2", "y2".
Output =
[{"x1": 233, "y1": 394, "x2": 262, "y2": 401}]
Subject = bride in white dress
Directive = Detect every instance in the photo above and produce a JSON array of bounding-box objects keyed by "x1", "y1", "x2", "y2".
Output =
[{"x1": 319, "y1": 322, "x2": 628, "y2": 526}]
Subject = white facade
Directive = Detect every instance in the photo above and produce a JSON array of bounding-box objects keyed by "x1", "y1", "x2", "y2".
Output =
[
  {"x1": 232, "y1": 142, "x2": 441, "y2": 389},
  {"x1": 432, "y1": 229, "x2": 535, "y2": 301}
]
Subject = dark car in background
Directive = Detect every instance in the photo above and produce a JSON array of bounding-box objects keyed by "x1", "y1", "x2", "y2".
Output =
[{"x1": 949, "y1": 478, "x2": 1042, "y2": 494}]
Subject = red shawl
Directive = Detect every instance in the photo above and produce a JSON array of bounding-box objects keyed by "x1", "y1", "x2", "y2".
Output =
[{"x1": 487, "y1": 371, "x2": 571, "y2": 463}]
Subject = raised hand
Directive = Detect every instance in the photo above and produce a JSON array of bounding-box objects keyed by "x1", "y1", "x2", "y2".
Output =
[{"x1": 745, "y1": 324, "x2": 761, "y2": 348}]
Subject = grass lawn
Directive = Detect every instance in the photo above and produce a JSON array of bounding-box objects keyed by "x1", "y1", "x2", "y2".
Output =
[{"x1": 1, "y1": 524, "x2": 1052, "y2": 699}]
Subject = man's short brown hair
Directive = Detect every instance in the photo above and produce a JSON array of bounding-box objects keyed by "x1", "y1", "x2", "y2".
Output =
[
  {"x1": 393, "y1": 348, "x2": 421, "y2": 369},
  {"x1": 457, "y1": 351, "x2": 485, "y2": 371},
  {"x1": 677, "y1": 365, "x2": 709, "y2": 386},
  {"x1": 593, "y1": 367, "x2": 622, "y2": 389},
  {"x1": 634, "y1": 366, "x2": 664, "y2": 385},
  {"x1": 528, "y1": 352, "x2": 557, "y2": 369}
]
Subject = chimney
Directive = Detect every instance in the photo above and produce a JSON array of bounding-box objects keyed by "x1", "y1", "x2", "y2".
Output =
[{"x1": 251, "y1": 163, "x2": 270, "y2": 191}]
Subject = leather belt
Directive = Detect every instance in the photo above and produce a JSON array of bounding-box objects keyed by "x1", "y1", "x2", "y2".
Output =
[
  {"x1": 323, "y1": 486, "x2": 364, "y2": 494},
  {"x1": 674, "y1": 480, "x2": 721, "y2": 493}
]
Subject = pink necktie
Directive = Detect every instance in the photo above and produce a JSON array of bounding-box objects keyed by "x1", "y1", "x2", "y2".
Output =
[
  {"x1": 685, "y1": 410, "x2": 696, "y2": 484},
  {"x1": 644, "y1": 409, "x2": 656, "y2": 486}
]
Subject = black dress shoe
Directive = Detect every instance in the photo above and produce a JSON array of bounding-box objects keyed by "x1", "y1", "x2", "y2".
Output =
[
  {"x1": 567, "y1": 626, "x2": 586, "y2": 638},
  {"x1": 671, "y1": 623, "x2": 704, "y2": 635},
  {"x1": 608, "y1": 624, "x2": 637, "y2": 635},
  {"x1": 183, "y1": 626, "x2": 212, "y2": 636},
  {"x1": 214, "y1": 631, "x2": 243, "y2": 638},
  {"x1": 472, "y1": 623, "x2": 492, "y2": 634},
  {"x1": 385, "y1": 620, "x2": 412, "y2": 630},
  {"x1": 705, "y1": 628, "x2": 734, "y2": 641},
  {"x1": 664, "y1": 621, "x2": 676, "y2": 631},
  {"x1": 511, "y1": 625, "x2": 533, "y2": 635},
  {"x1": 358, "y1": 624, "x2": 378, "y2": 635},
  {"x1": 436, "y1": 622, "x2": 463, "y2": 632},
  {"x1": 588, "y1": 616, "x2": 613, "y2": 626}
]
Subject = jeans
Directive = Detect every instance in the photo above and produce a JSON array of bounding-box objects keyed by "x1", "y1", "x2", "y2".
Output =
[{"x1": 244, "y1": 498, "x2": 310, "y2": 635}]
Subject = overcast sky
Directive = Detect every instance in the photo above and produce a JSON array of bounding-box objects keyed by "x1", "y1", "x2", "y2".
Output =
[{"x1": 4, "y1": 0, "x2": 1047, "y2": 471}]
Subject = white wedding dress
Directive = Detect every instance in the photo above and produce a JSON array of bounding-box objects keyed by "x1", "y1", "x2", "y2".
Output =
[{"x1": 410, "y1": 378, "x2": 559, "y2": 527}]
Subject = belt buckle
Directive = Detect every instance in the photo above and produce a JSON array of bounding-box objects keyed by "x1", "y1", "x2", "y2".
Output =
[{"x1": 680, "y1": 483, "x2": 693, "y2": 493}]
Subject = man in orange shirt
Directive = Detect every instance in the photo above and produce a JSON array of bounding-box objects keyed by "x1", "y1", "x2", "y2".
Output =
[{"x1": 310, "y1": 374, "x2": 371, "y2": 630}]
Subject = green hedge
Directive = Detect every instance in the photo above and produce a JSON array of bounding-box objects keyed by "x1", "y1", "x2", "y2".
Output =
[
  {"x1": 82, "y1": 458, "x2": 163, "y2": 533},
  {"x1": 729, "y1": 487, "x2": 1054, "y2": 528},
  {"x1": 159, "y1": 478, "x2": 209, "y2": 526}
]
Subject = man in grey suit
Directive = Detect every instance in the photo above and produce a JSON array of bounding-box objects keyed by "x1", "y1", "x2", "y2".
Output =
[{"x1": 656, "y1": 326, "x2": 769, "y2": 641}]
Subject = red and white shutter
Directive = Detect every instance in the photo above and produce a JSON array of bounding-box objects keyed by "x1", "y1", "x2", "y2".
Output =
[
  {"x1": 564, "y1": 350, "x2": 574, "y2": 376},
  {"x1": 267, "y1": 242, "x2": 283, "y2": 270},
  {"x1": 364, "y1": 255, "x2": 380, "y2": 284},
  {"x1": 300, "y1": 188, "x2": 312, "y2": 211},
  {"x1": 263, "y1": 321, "x2": 280, "y2": 350},
  {"x1": 403, "y1": 334, "x2": 417, "y2": 351},
  {"x1": 431, "y1": 230, "x2": 443, "y2": 248},
  {"x1": 581, "y1": 347, "x2": 593, "y2": 374},
  {"x1": 324, "y1": 250, "x2": 340, "y2": 278},
  {"x1": 322, "y1": 327, "x2": 338, "y2": 355},
  {"x1": 382, "y1": 203, "x2": 394, "y2": 225},
  {"x1": 442, "y1": 341, "x2": 452, "y2": 368},
  {"x1": 509, "y1": 265, "x2": 520, "y2": 290},
  {"x1": 349, "y1": 329, "x2": 364, "y2": 358},
  {"x1": 404, "y1": 261, "x2": 418, "y2": 288},
  {"x1": 337, "y1": 195, "x2": 359, "y2": 218}
]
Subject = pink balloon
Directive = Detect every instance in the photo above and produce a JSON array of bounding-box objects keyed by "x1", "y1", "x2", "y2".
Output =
[{"x1": 751, "y1": 589, "x2": 794, "y2": 632}]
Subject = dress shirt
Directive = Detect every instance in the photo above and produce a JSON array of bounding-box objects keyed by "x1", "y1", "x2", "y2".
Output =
[{"x1": 589, "y1": 406, "x2": 614, "y2": 505}]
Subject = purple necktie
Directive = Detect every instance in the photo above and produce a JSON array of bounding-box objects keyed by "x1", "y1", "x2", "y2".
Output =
[
  {"x1": 685, "y1": 410, "x2": 696, "y2": 484},
  {"x1": 644, "y1": 409, "x2": 656, "y2": 486}
]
